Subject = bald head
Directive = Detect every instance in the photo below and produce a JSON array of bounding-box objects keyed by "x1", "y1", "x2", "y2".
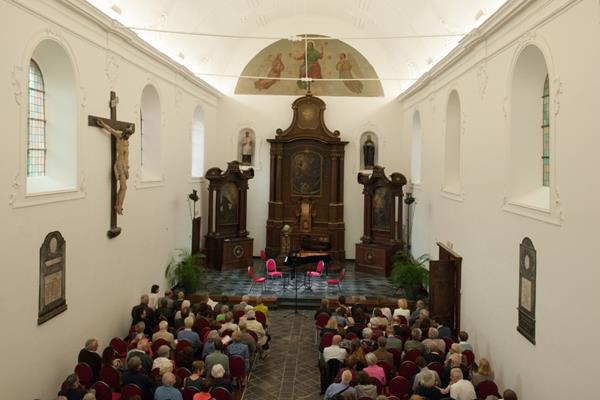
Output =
[
  {"x1": 341, "y1": 369, "x2": 352, "y2": 384},
  {"x1": 332, "y1": 335, "x2": 342, "y2": 345},
  {"x1": 162, "y1": 372, "x2": 176, "y2": 386}
]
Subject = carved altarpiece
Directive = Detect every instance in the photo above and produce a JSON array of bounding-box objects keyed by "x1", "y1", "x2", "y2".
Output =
[
  {"x1": 38, "y1": 231, "x2": 67, "y2": 324},
  {"x1": 266, "y1": 94, "x2": 347, "y2": 263},
  {"x1": 205, "y1": 161, "x2": 254, "y2": 270},
  {"x1": 355, "y1": 166, "x2": 406, "y2": 276}
]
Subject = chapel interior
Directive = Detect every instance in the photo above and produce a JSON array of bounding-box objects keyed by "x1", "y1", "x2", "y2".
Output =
[{"x1": 2, "y1": 0, "x2": 598, "y2": 399}]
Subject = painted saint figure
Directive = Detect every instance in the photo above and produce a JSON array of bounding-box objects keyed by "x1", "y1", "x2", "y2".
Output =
[
  {"x1": 363, "y1": 134, "x2": 375, "y2": 169},
  {"x1": 97, "y1": 119, "x2": 134, "y2": 215},
  {"x1": 254, "y1": 53, "x2": 285, "y2": 90},
  {"x1": 336, "y1": 53, "x2": 363, "y2": 94},
  {"x1": 241, "y1": 131, "x2": 254, "y2": 165},
  {"x1": 295, "y1": 41, "x2": 323, "y2": 89}
]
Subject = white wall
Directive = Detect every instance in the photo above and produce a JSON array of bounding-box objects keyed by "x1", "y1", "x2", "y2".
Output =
[
  {"x1": 0, "y1": 1, "x2": 219, "y2": 398},
  {"x1": 214, "y1": 95, "x2": 405, "y2": 258},
  {"x1": 400, "y1": 0, "x2": 599, "y2": 398}
]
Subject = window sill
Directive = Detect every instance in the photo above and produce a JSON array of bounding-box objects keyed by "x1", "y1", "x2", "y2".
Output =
[
  {"x1": 503, "y1": 199, "x2": 561, "y2": 226},
  {"x1": 11, "y1": 188, "x2": 85, "y2": 209},
  {"x1": 135, "y1": 175, "x2": 165, "y2": 189},
  {"x1": 440, "y1": 186, "x2": 464, "y2": 202},
  {"x1": 189, "y1": 177, "x2": 206, "y2": 184}
]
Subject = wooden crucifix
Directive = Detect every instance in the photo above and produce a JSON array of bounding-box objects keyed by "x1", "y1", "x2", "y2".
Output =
[{"x1": 88, "y1": 91, "x2": 135, "y2": 239}]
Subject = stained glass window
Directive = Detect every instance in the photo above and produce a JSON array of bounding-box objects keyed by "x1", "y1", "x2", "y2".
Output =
[
  {"x1": 542, "y1": 75, "x2": 550, "y2": 187},
  {"x1": 28, "y1": 59, "x2": 46, "y2": 177}
]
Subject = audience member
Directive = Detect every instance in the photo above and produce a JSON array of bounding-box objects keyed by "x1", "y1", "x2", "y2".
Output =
[
  {"x1": 155, "y1": 298, "x2": 174, "y2": 325},
  {"x1": 82, "y1": 390, "x2": 96, "y2": 400},
  {"x1": 323, "y1": 369, "x2": 357, "y2": 400},
  {"x1": 459, "y1": 331, "x2": 474, "y2": 353},
  {"x1": 392, "y1": 298, "x2": 411, "y2": 322},
  {"x1": 152, "y1": 320, "x2": 175, "y2": 349},
  {"x1": 101, "y1": 346, "x2": 122, "y2": 369},
  {"x1": 471, "y1": 358, "x2": 495, "y2": 387},
  {"x1": 338, "y1": 295, "x2": 351, "y2": 315},
  {"x1": 324, "y1": 335, "x2": 348, "y2": 363},
  {"x1": 409, "y1": 300, "x2": 425, "y2": 324},
  {"x1": 152, "y1": 345, "x2": 174, "y2": 376},
  {"x1": 205, "y1": 341, "x2": 230, "y2": 377},
  {"x1": 384, "y1": 332, "x2": 403, "y2": 351},
  {"x1": 238, "y1": 320, "x2": 257, "y2": 359},
  {"x1": 404, "y1": 328, "x2": 427, "y2": 354},
  {"x1": 321, "y1": 316, "x2": 341, "y2": 337},
  {"x1": 206, "y1": 364, "x2": 234, "y2": 393},
  {"x1": 371, "y1": 336, "x2": 394, "y2": 370},
  {"x1": 348, "y1": 338, "x2": 367, "y2": 369},
  {"x1": 177, "y1": 316, "x2": 201, "y2": 354},
  {"x1": 369, "y1": 308, "x2": 388, "y2": 328},
  {"x1": 148, "y1": 284, "x2": 160, "y2": 310},
  {"x1": 355, "y1": 371, "x2": 377, "y2": 399},
  {"x1": 233, "y1": 295, "x2": 251, "y2": 314},
  {"x1": 412, "y1": 356, "x2": 441, "y2": 392},
  {"x1": 219, "y1": 312, "x2": 238, "y2": 333},
  {"x1": 174, "y1": 292, "x2": 185, "y2": 311},
  {"x1": 432, "y1": 315, "x2": 451, "y2": 338},
  {"x1": 414, "y1": 370, "x2": 444, "y2": 399},
  {"x1": 441, "y1": 368, "x2": 476, "y2": 400},
  {"x1": 242, "y1": 310, "x2": 268, "y2": 352},
  {"x1": 122, "y1": 356, "x2": 154, "y2": 400},
  {"x1": 183, "y1": 360, "x2": 206, "y2": 390},
  {"x1": 158, "y1": 289, "x2": 174, "y2": 314},
  {"x1": 154, "y1": 372, "x2": 181, "y2": 400},
  {"x1": 361, "y1": 327, "x2": 376, "y2": 351},
  {"x1": 130, "y1": 321, "x2": 149, "y2": 342},
  {"x1": 175, "y1": 345, "x2": 194, "y2": 371},
  {"x1": 77, "y1": 338, "x2": 102, "y2": 381},
  {"x1": 423, "y1": 327, "x2": 446, "y2": 353},
  {"x1": 362, "y1": 353, "x2": 386, "y2": 385},
  {"x1": 57, "y1": 374, "x2": 86, "y2": 400},
  {"x1": 131, "y1": 294, "x2": 154, "y2": 326},
  {"x1": 201, "y1": 330, "x2": 220, "y2": 359},
  {"x1": 445, "y1": 343, "x2": 466, "y2": 369},
  {"x1": 315, "y1": 298, "x2": 332, "y2": 319},
  {"x1": 126, "y1": 339, "x2": 153, "y2": 373},
  {"x1": 254, "y1": 296, "x2": 270, "y2": 326},
  {"x1": 227, "y1": 330, "x2": 250, "y2": 372}
]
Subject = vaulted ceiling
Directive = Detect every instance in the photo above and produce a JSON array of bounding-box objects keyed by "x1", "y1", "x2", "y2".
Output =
[{"x1": 86, "y1": 0, "x2": 507, "y2": 96}]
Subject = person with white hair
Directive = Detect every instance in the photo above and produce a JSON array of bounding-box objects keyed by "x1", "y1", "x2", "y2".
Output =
[
  {"x1": 152, "y1": 345, "x2": 174, "y2": 376},
  {"x1": 201, "y1": 330, "x2": 221, "y2": 359},
  {"x1": 404, "y1": 328, "x2": 427, "y2": 354},
  {"x1": 363, "y1": 352, "x2": 386, "y2": 384},
  {"x1": 77, "y1": 338, "x2": 102, "y2": 381},
  {"x1": 441, "y1": 368, "x2": 476, "y2": 400},
  {"x1": 177, "y1": 316, "x2": 201, "y2": 353},
  {"x1": 218, "y1": 311, "x2": 238, "y2": 333},
  {"x1": 152, "y1": 320, "x2": 175, "y2": 349},
  {"x1": 207, "y1": 364, "x2": 234, "y2": 393},
  {"x1": 323, "y1": 369, "x2": 357, "y2": 400},
  {"x1": 242, "y1": 310, "x2": 267, "y2": 346},
  {"x1": 392, "y1": 298, "x2": 411, "y2": 321},
  {"x1": 174, "y1": 300, "x2": 195, "y2": 321},
  {"x1": 361, "y1": 327, "x2": 375, "y2": 350},
  {"x1": 154, "y1": 371, "x2": 182, "y2": 400},
  {"x1": 227, "y1": 330, "x2": 250, "y2": 372},
  {"x1": 414, "y1": 370, "x2": 444, "y2": 399},
  {"x1": 205, "y1": 341, "x2": 230, "y2": 379},
  {"x1": 423, "y1": 327, "x2": 446, "y2": 353}
]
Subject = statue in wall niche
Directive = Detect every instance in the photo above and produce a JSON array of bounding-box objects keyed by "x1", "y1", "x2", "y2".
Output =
[
  {"x1": 97, "y1": 119, "x2": 134, "y2": 215},
  {"x1": 363, "y1": 134, "x2": 375, "y2": 169},
  {"x1": 241, "y1": 131, "x2": 254, "y2": 165}
]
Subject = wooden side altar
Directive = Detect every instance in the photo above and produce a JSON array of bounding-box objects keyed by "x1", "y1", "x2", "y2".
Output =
[
  {"x1": 266, "y1": 94, "x2": 347, "y2": 264},
  {"x1": 355, "y1": 166, "x2": 406, "y2": 276},
  {"x1": 205, "y1": 161, "x2": 254, "y2": 270}
]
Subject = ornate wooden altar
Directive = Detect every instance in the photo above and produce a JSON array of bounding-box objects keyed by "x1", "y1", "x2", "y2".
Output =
[
  {"x1": 355, "y1": 166, "x2": 406, "y2": 276},
  {"x1": 266, "y1": 94, "x2": 348, "y2": 264},
  {"x1": 205, "y1": 161, "x2": 254, "y2": 270}
]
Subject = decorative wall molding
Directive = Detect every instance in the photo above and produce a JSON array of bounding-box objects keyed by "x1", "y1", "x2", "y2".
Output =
[
  {"x1": 461, "y1": 112, "x2": 467, "y2": 136},
  {"x1": 476, "y1": 62, "x2": 488, "y2": 100},
  {"x1": 502, "y1": 96, "x2": 509, "y2": 119},
  {"x1": 79, "y1": 86, "x2": 87, "y2": 109},
  {"x1": 552, "y1": 76, "x2": 563, "y2": 116},
  {"x1": 11, "y1": 65, "x2": 23, "y2": 106},
  {"x1": 105, "y1": 52, "x2": 120, "y2": 89},
  {"x1": 518, "y1": 30, "x2": 537, "y2": 48},
  {"x1": 8, "y1": 171, "x2": 21, "y2": 206}
]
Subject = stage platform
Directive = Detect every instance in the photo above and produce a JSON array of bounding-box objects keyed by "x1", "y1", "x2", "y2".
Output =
[{"x1": 200, "y1": 260, "x2": 400, "y2": 309}]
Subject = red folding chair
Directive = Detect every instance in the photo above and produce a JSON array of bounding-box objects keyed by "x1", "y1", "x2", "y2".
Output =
[
  {"x1": 315, "y1": 313, "x2": 330, "y2": 344},
  {"x1": 388, "y1": 348, "x2": 402, "y2": 368},
  {"x1": 397, "y1": 315, "x2": 408, "y2": 325},
  {"x1": 443, "y1": 336, "x2": 454, "y2": 354},
  {"x1": 99, "y1": 365, "x2": 121, "y2": 390},
  {"x1": 110, "y1": 337, "x2": 128, "y2": 358},
  {"x1": 247, "y1": 265, "x2": 266, "y2": 294},
  {"x1": 74, "y1": 362, "x2": 93, "y2": 387},
  {"x1": 255, "y1": 310, "x2": 267, "y2": 327},
  {"x1": 398, "y1": 360, "x2": 419, "y2": 380},
  {"x1": 463, "y1": 349, "x2": 475, "y2": 367},
  {"x1": 176, "y1": 339, "x2": 192, "y2": 352},
  {"x1": 377, "y1": 360, "x2": 393, "y2": 381},
  {"x1": 90, "y1": 381, "x2": 120, "y2": 400},
  {"x1": 388, "y1": 375, "x2": 410, "y2": 399},
  {"x1": 319, "y1": 332, "x2": 334, "y2": 351},
  {"x1": 265, "y1": 258, "x2": 283, "y2": 280},
  {"x1": 369, "y1": 376, "x2": 385, "y2": 395},
  {"x1": 259, "y1": 249, "x2": 267, "y2": 261},
  {"x1": 182, "y1": 386, "x2": 200, "y2": 400},
  {"x1": 229, "y1": 355, "x2": 247, "y2": 388},
  {"x1": 426, "y1": 362, "x2": 444, "y2": 377},
  {"x1": 327, "y1": 268, "x2": 345, "y2": 294},
  {"x1": 151, "y1": 338, "x2": 170, "y2": 354},
  {"x1": 476, "y1": 380, "x2": 500, "y2": 399},
  {"x1": 211, "y1": 386, "x2": 233, "y2": 400},
  {"x1": 120, "y1": 384, "x2": 142, "y2": 400},
  {"x1": 404, "y1": 348, "x2": 422, "y2": 362},
  {"x1": 305, "y1": 259, "x2": 325, "y2": 290}
]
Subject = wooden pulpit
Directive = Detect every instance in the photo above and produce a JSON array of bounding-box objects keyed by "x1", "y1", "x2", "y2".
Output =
[
  {"x1": 355, "y1": 166, "x2": 406, "y2": 276},
  {"x1": 205, "y1": 161, "x2": 254, "y2": 270}
]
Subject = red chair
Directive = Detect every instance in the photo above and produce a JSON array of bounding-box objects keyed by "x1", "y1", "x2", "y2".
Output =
[
  {"x1": 376, "y1": 360, "x2": 393, "y2": 381},
  {"x1": 463, "y1": 349, "x2": 475, "y2": 367},
  {"x1": 120, "y1": 384, "x2": 142, "y2": 400},
  {"x1": 476, "y1": 380, "x2": 500, "y2": 399},
  {"x1": 110, "y1": 337, "x2": 128, "y2": 358},
  {"x1": 398, "y1": 360, "x2": 419, "y2": 380},
  {"x1": 315, "y1": 312, "x2": 330, "y2": 344},
  {"x1": 74, "y1": 362, "x2": 93, "y2": 387},
  {"x1": 182, "y1": 386, "x2": 200, "y2": 400},
  {"x1": 234, "y1": 310, "x2": 246, "y2": 324},
  {"x1": 99, "y1": 365, "x2": 121, "y2": 390},
  {"x1": 91, "y1": 381, "x2": 120, "y2": 400},
  {"x1": 327, "y1": 268, "x2": 345, "y2": 294},
  {"x1": 388, "y1": 376, "x2": 410, "y2": 399},
  {"x1": 255, "y1": 311, "x2": 267, "y2": 327},
  {"x1": 388, "y1": 348, "x2": 402, "y2": 368},
  {"x1": 426, "y1": 362, "x2": 444, "y2": 376},
  {"x1": 199, "y1": 327, "x2": 212, "y2": 343},
  {"x1": 345, "y1": 332, "x2": 358, "y2": 341},
  {"x1": 229, "y1": 355, "x2": 247, "y2": 388},
  {"x1": 247, "y1": 265, "x2": 266, "y2": 294},
  {"x1": 195, "y1": 317, "x2": 211, "y2": 332},
  {"x1": 397, "y1": 315, "x2": 408, "y2": 325},
  {"x1": 151, "y1": 368, "x2": 161, "y2": 381},
  {"x1": 404, "y1": 348, "x2": 422, "y2": 362},
  {"x1": 319, "y1": 332, "x2": 334, "y2": 351},
  {"x1": 175, "y1": 366, "x2": 191, "y2": 383},
  {"x1": 211, "y1": 386, "x2": 233, "y2": 400},
  {"x1": 221, "y1": 329, "x2": 234, "y2": 338},
  {"x1": 259, "y1": 249, "x2": 267, "y2": 261},
  {"x1": 305, "y1": 259, "x2": 325, "y2": 289},
  {"x1": 265, "y1": 258, "x2": 283, "y2": 280},
  {"x1": 176, "y1": 339, "x2": 192, "y2": 352},
  {"x1": 247, "y1": 329, "x2": 258, "y2": 344},
  {"x1": 443, "y1": 336, "x2": 454, "y2": 354},
  {"x1": 368, "y1": 376, "x2": 385, "y2": 395},
  {"x1": 152, "y1": 338, "x2": 170, "y2": 354}
]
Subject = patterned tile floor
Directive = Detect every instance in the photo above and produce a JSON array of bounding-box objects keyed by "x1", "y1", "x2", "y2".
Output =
[
  {"x1": 242, "y1": 309, "x2": 322, "y2": 400},
  {"x1": 205, "y1": 260, "x2": 397, "y2": 300}
]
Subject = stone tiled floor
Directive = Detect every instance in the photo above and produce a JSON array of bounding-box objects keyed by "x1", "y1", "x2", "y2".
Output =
[
  {"x1": 242, "y1": 309, "x2": 322, "y2": 400},
  {"x1": 205, "y1": 260, "x2": 396, "y2": 300}
]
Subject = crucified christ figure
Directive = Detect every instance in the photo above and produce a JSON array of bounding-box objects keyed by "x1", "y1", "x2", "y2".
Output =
[{"x1": 97, "y1": 119, "x2": 134, "y2": 215}]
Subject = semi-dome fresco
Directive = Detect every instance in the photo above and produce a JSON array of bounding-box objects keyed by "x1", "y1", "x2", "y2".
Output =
[{"x1": 235, "y1": 35, "x2": 384, "y2": 97}]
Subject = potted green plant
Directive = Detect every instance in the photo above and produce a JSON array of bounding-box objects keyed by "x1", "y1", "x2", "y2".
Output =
[
  {"x1": 165, "y1": 249, "x2": 207, "y2": 294},
  {"x1": 390, "y1": 251, "x2": 429, "y2": 300}
]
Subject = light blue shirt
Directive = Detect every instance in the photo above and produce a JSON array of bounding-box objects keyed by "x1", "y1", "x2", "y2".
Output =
[
  {"x1": 323, "y1": 382, "x2": 356, "y2": 400},
  {"x1": 154, "y1": 385, "x2": 182, "y2": 400}
]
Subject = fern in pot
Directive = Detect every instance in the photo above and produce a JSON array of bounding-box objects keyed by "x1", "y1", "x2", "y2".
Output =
[
  {"x1": 390, "y1": 251, "x2": 429, "y2": 300},
  {"x1": 165, "y1": 249, "x2": 207, "y2": 295}
]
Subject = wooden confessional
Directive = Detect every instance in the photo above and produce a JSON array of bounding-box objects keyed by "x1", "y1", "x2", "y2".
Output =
[{"x1": 429, "y1": 242, "x2": 462, "y2": 338}]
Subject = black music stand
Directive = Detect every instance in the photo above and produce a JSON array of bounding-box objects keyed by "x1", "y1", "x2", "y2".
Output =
[{"x1": 283, "y1": 255, "x2": 307, "y2": 318}]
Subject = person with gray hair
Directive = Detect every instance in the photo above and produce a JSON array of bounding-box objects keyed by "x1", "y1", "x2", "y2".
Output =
[
  {"x1": 121, "y1": 356, "x2": 154, "y2": 400},
  {"x1": 363, "y1": 352, "x2": 386, "y2": 384},
  {"x1": 152, "y1": 345, "x2": 174, "y2": 376},
  {"x1": 423, "y1": 327, "x2": 446, "y2": 353},
  {"x1": 152, "y1": 320, "x2": 175, "y2": 349},
  {"x1": 404, "y1": 328, "x2": 427, "y2": 354},
  {"x1": 323, "y1": 369, "x2": 357, "y2": 400},
  {"x1": 154, "y1": 371, "x2": 182, "y2": 400},
  {"x1": 440, "y1": 368, "x2": 476, "y2": 400},
  {"x1": 177, "y1": 316, "x2": 201, "y2": 354},
  {"x1": 207, "y1": 363, "x2": 234, "y2": 393},
  {"x1": 414, "y1": 370, "x2": 444, "y2": 399},
  {"x1": 78, "y1": 338, "x2": 102, "y2": 381}
]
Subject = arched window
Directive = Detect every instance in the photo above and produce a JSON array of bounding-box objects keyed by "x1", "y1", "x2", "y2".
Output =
[
  {"x1": 542, "y1": 75, "x2": 550, "y2": 187},
  {"x1": 140, "y1": 84, "x2": 161, "y2": 180},
  {"x1": 191, "y1": 105, "x2": 205, "y2": 178},
  {"x1": 27, "y1": 59, "x2": 46, "y2": 177},
  {"x1": 444, "y1": 90, "x2": 461, "y2": 193},
  {"x1": 411, "y1": 111, "x2": 422, "y2": 184},
  {"x1": 26, "y1": 39, "x2": 77, "y2": 194},
  {"x1": 509, "y1": 45, "x2": 550, "y2": 209}
]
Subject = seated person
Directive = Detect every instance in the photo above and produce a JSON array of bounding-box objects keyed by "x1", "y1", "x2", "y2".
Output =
[
  {"x1": 445, "y1": 343, "x2": 467, "y2": 370},
  {"x1": 183, "y1": 360, "x2": 206, "y2": 390},
  {"x1": 206, "y1": 364, "x2": 234, "y2": 393},
  {"x1": 126, "y1": 339, "x2": 153, "y2": 373},
  {"x1": 321, "y1": 316, "x2": 341, "y2": 337},
  {"x1": 323, "y1": 335, "x2": 347, "y2": 363},
  {"x1": 153, "y1": 372, "x2": 181, "y2": 400},
  {"x1": 227, "y1": 330, "x2": 250, "y2": 372},
  {"x1": 423, "y1": 327, "x2": 446, "y2": 353},
  {"x1": 218, "y1": 311, "x2": 237, "y2": 333},
  {"x1": 414, "y1": 370, "x2": 444, "y2": 400},
  {"x1": 323, "y1": 369, "x2": 357, "y2": 400},
  {"x1": 201, "y1": 330, "x2": 220, "y2": 359},
  {"x1": 238, "y1": 321, "x2": 257, "y2": 359},
  {"x1": 130, "y1": 321, "x2": 150, "y2": 342},
  {"x1": 362, "y1": 353, "x2": 386, "y2": 385},
  {"x1": 57, "y1": 374, "x2": 86, "y2": 400},
  {"x1": 155, "y1": 298, "x2": 174, "y2": 324},
  {"x1": 471, "y1": 358, "x2": 495, "y2": 387},
  {"x1": 404, "y1": 328, "x2": 427, "y2": 355},
  {"x1": 348, "y1": 338, "x2": 367, "y2": 370},
  {"x1": 152, "y1": 345, "x2": 174, "y2": 376},
  {"x1": 440, "y1": 368, "x2": 476, "y2": 400},
  {"x1": 175, "y1": 345, "x2": 194, "y2": 371},
  {"x1": 502, "y1": 389, "x2": 518, "y2": 400},
  {"x1": 254, "y1": 296, "x2": 270, "y2": 326},
  {"x1": 355, "y1": 371, "x2": 377, "y2": 400},
  {"x1": 152, "y1": 320, "x2": 175, "y2": 349},
  {"x1": 205, "y1": 341, "x2": 230, "y2": 377},
  {"x1": 177, "y1": 316, "x2": 201, "y2": 354},
  {"x1": 412, "y1": 356, "x2": 441, "y2": 392},
  {"x1": 315, "y1": 298, "x2": 332, "y2": 319},
  {"x1": 369, "y1": 308, "x2": 389, "y2": 328},
  {"x1": 459, "y1": 331, "x2": 474, "y2": 353},
  {"x1": 122, "y1": 356, "x2": 154, "y2": 400},
  {"x1": 77, "y1": 338, "x2": 102, "y2": 381},
  {"x1": 360, "y1": 328, "x2": 376, "y2": 352},
  {"x1": 392, "y1": 298, "x2": 411, "y2": 322},
  {"x1": 101, "y1": 346, "x2": 122, "y2": 370}
]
